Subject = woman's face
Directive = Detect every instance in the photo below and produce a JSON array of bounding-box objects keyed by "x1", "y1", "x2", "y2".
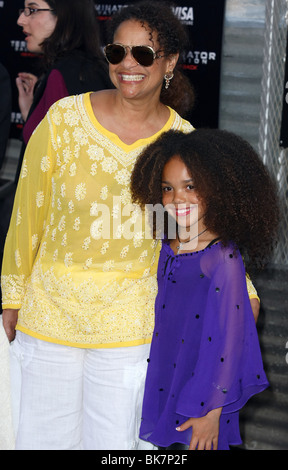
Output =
[
  {"x1": 17, "y1": 1, "x2": 57, "y2": 54},
  {"x1": 161, "y1": 155, "x2": 206, "y2": 232},
  {"x1": 108, "y1": 20, "x2": 178, "y2": 102}
]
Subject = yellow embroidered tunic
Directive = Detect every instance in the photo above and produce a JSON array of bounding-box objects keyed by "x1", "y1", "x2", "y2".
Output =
[{"x1": 1, "y1": 93, "x2": 193, "y2": 348}]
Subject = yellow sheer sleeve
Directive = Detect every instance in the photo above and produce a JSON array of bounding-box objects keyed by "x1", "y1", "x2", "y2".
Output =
[
  {"x1": 1, "y1": 115, "x2": 55, "y2": 309},
  {"x1": 246, "y1": 273, "x2": 260, "y2": 302}
]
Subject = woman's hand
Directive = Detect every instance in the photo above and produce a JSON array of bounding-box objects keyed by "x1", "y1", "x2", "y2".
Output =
[
  {"x1": 2, "y1": 309, "x2": 19, "y2": 342},
  {"x1": 176, "y1": 407, "x2": 222, "y2": 450},
  {"x1": 16, "y1": 72, "x2": 38, "y2": 121}
]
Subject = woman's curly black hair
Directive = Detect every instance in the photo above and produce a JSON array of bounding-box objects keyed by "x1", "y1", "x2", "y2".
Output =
[
  {"x1": 130, "y1": 129, "x2": 280, "y2": 268},
  {"x1": 106, "y1": 0, "x2": 195, "y2": 117}
]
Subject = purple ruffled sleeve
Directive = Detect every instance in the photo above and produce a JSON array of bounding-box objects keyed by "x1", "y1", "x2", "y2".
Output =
[{"x1": 176, "y1": 248, "x2": 268, "y2": 419}]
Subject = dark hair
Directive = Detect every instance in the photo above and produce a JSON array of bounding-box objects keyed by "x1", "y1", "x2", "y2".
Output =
[
  {"x1": 41, "y1": 0, "x2": 103, "y2": 68},
  {"x1": 107, "y1": 0, "x2": 195, "y2": 117},
  {"x1": 131, "y1": 129, "x2": 280, "y2": 267}
]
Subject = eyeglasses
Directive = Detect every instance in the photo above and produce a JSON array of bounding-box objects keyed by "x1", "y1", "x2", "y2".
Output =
[
  {"x1": 19, "y1": 7, "x2": 55, "y2": 17},
  {"x1": 104, "y1": 43, "x2": 164, "y2": 67}
]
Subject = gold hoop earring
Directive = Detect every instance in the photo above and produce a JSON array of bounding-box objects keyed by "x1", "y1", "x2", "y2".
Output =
[{"x1": 164, "y1": 72, "x2": 174, "y2": 90}]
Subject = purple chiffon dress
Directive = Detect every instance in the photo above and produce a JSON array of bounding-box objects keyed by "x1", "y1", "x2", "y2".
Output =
[{"x1": 139, "y1": 241, "x2": 269, "y2": 450}]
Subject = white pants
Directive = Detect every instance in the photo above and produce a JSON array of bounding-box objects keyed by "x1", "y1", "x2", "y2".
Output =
[{"x1": 10, "y1": 332, "x2": 154, "y2": 450}]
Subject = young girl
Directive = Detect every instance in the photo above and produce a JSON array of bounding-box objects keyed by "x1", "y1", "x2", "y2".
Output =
[{"x1": 130, "y1": 129, "x2": 279, "y2": 450}]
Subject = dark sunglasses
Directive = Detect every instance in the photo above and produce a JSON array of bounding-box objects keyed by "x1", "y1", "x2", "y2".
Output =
[{"x1": 104, "y1": 43, "x2": 164, "y2": 67}]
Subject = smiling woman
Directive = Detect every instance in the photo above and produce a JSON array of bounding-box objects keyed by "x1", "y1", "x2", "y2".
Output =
[{"x1": 2, "y1": 1, "x2": 195, "y2": 450}]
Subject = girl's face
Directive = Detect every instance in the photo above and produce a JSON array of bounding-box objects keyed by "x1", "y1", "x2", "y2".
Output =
[
  {"x1": 161, "y1": 155, "x2": 206, "y2": 231},
  {"x1": 18, "y1": 1, "x2": 57, "y2": 54},
  {"x1": 109, "y1": 19, "x2": 178, "y2": 102}
]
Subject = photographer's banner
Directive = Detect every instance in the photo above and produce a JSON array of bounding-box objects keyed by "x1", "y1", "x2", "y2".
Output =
[{"x1": 0, "y1": 0, "x2": 225, "y2": 139}]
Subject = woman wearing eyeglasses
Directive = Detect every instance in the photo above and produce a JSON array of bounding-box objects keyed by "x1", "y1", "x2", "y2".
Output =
[
  {"x1": 2, "y1": 1, "x2": 195, "y2": 449},
  {"x1": 16, "y1": 0, "x2": 112, "y2": 150}
]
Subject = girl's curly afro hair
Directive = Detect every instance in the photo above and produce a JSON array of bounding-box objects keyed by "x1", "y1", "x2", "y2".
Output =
[{"x1": 131, "y1": 129, "x2": 280, "y2": 268}]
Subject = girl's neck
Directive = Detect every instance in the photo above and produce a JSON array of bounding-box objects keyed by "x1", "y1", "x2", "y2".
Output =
[{"x1": 170, "y1": 226, "x2": 220, "y2": 255}]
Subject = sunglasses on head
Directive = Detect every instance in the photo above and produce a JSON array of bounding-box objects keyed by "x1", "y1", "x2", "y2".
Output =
[{"x1": 104, "y1": 43, "x2": 164, "y2": 67}]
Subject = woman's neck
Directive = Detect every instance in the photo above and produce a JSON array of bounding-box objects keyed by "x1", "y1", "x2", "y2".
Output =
[
  {"x1": 91, "y1": 90, "x2": 170, "y2": 145},
  {"x1": 114, "y1": 91, "x2": 169, "y2": 127}
]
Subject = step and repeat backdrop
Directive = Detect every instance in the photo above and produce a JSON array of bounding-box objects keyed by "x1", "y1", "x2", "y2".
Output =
[
  {"x1": 0, "y1": 0, "x2": 225, "y2": 139},
  {"x1": 280, "y1": 30, "x2": 288, "y2": 148}
]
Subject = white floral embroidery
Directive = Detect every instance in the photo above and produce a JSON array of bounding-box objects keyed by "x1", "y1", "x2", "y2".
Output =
[
  {"x1": 100, "y1": 241, "x2": 109, "y2": 255},
  {"x1": 88, "y1": 145, "x2": 104, "y2": 161},
  {"x1": 112, "y1": 203, "x2": 120, "y2": 219},
  {"x1": 61, "y1": 233, "x2": 67, "y2": 246},
  {"x1": 58, "y1": 96, "x2": 74, "y2": 109},
  {"x1": 133, "y1": 231, "x2": 144, "y2": 248},
  {"x1": 75, "y1": 182, "x2": 86, "y2": 201},
  {"x1": 63, "y1": 129, "x2": 70, "y2": 144},
  {"x1": 83, "y1": 258, "x2": 93, "y2": 270},
  {"x1": 90, "y1": 201, "x2": 98, "y2": 216},
  {"x1": 51, "y1": 108, "x2": 62, "y2": 125},
  {"x1": 41, "y1": 156, "x2": 51, "y2": 172},
  {"x1": 120, "y1": 188, "x2": 131, "y2": 205},
  {"x1": 68, "y1": 200, "x2": 75, "y2": 214},
  {"x1": 74, "y1": 144, "x2": 80, "y2": 159},
  {"x1": 101, "y1": 157, "x2": 118, "y2": 174},
  {"x1": 115, "y1": 168, "x2": 130, "y2": 186},
  {"x1": 63, "y1": 147, "x2": 72, "y2": 163},
  {"x1": 82, "y1": 237, "x2": 91, "y2": 250},
  {"x1": 21, "y1": 160, "x2": 28, "y2": 178},
  {"x1": 139, "y1": 250, "x2": 148, "y2": 263},
  {"x1": 60, "y1": 183, "x2": 66, "y2": 198},
  {"x1": 115, "y1": 224, "x2": 124, "y2": 239},
  {"x1": 120, "y1": 245, "x2": 129, "y2": 258},
  {"x1": 90, "y1": 162, "x2": 97, "y2": 176},
  {"x1": 31, "y1": 234, "x2": 38, "y2": 250},
  {"x1": 40, "y1": 242, "x2": 47, "y2": 258},
  {"x1": 90, "y1": 218, "x2": 103, "y2": 239},
  {"x1": 15, "y1": 249, "x2": 21, "y2": 268},
  {"x1": 69, "y1": 162, "x2": 77, "y2": 177},
  {"x1": 53, "y1": 249, "x2": 58, "y2": 262},
  {"x1": 103, "y1": 260, "x2": 115, "y2": 272},
  {"x1": 124, "y1": 263, "x2": 133, "y2": 272},
  {"x1": 57, "y1": 198, "x2": 62, "y2": 211},
  {"x1": 64, "y1": 252, "x2": 73, "y2": 268},
  {"x1": 100, "y1": 186, "x2": 108, "y2": 200},
  {"x1": 16, "y1": 208, "x2": 22, "y2": 226},
  {"x1": 64, "y1": 109, "x2": 80, "y2": 126},
  {"x1": 57, "y1": 135, "x2": 62, "y2": 148},
  {"x1": 58, "y1": 216, "x2": 66, "y2": 232},
  {"x1": 73, "y1": 127, "x2": 88, "y2": 146},
  {"x1": 36, "y1": 191, "x2": 44, "y2": 208},
  {"x1": 73, "y1": 217, "x2": 81, "y2": 231},
  {"x1": 143, "y1": 268, "x2": 151, "y2": 277}
]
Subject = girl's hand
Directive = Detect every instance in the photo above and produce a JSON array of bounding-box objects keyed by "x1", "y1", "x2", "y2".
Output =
[{"x1": 176, "y1": 407, "x2": 222, "y2": 450}]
